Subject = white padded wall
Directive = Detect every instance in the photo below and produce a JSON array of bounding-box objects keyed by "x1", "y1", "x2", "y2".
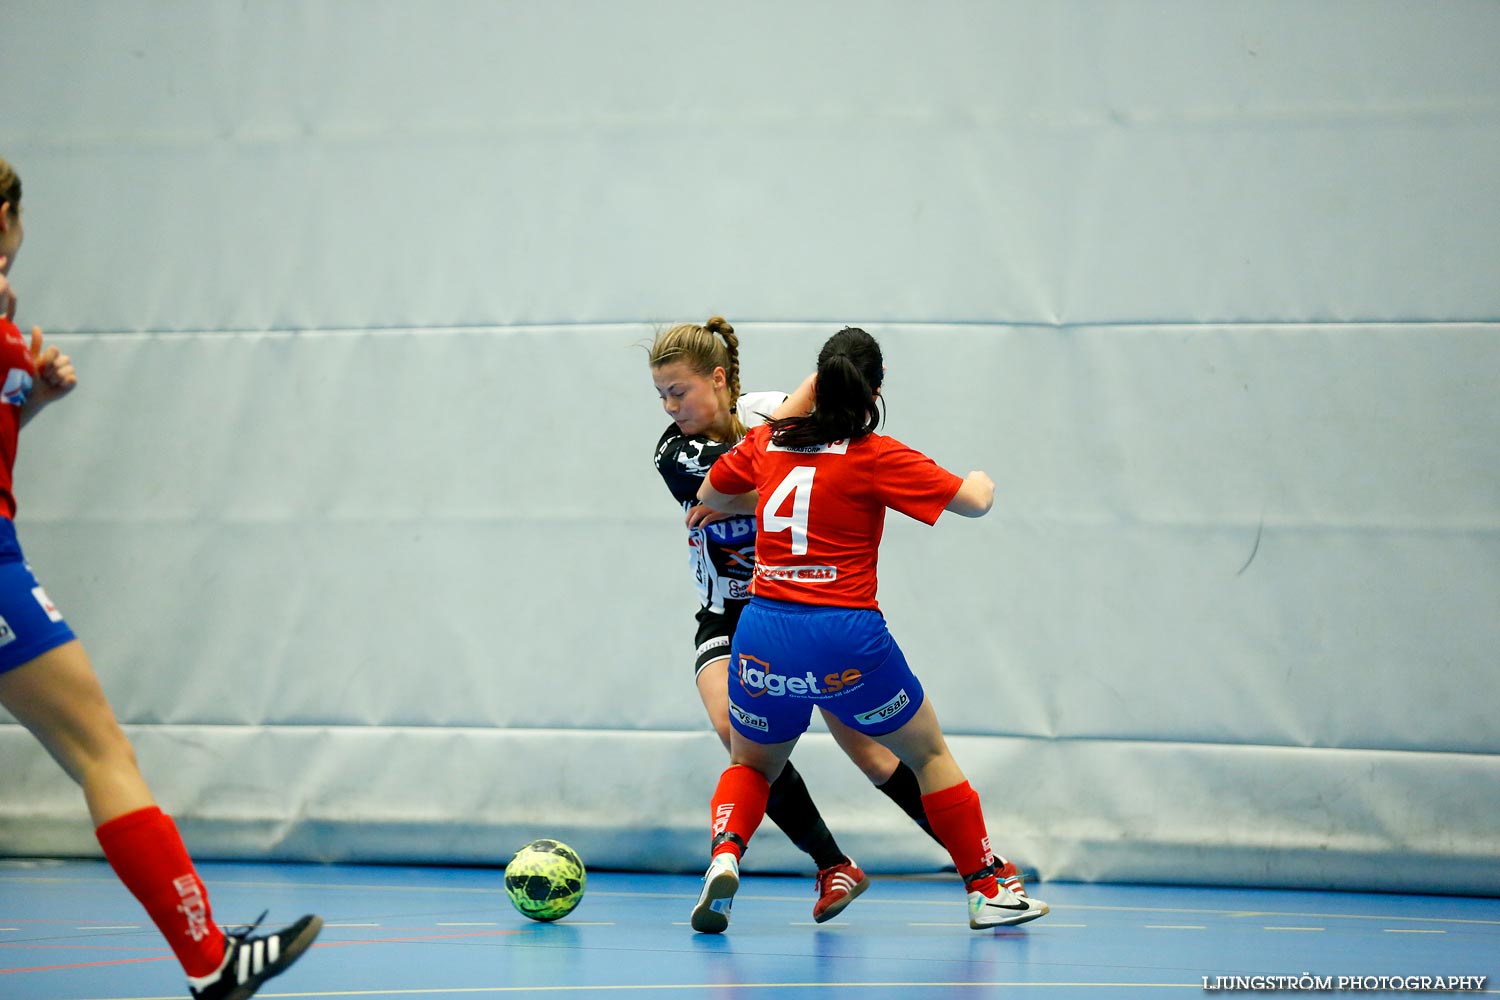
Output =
[
  {"x1": 5, "y1": 1, "x2": 1499, "y2": 332},
  {"x1": 1, "y1": 2, "x2": 1497, "y2": 892}
]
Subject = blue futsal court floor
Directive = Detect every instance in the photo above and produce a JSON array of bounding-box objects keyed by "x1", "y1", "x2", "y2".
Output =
[{"x1": 1, "y1": 859, "x2": 1495, "y2": 999}]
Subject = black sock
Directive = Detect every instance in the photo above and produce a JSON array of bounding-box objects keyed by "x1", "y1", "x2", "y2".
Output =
[
  {"x1": 877, "y1": 761, "x2": 944, "y2": 846},
  {"x1": 765, "y1": 760, "x2": 847, "y2": 871}
]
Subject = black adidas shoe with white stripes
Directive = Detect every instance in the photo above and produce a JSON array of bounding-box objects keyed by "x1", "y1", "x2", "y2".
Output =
[{"x1": 187, "y1": 912, "x2": 323, "y2": 1000}]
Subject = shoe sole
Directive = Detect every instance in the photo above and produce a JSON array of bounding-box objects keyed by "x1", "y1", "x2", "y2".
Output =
[
  {"x1": 223, "y1": 915, "x2": 324, "y2": 1000},
  {"x1": 970, "y1": 899, "x2": 1049, "y2": 930},
  {"x1": 690, "y1": 868, "x2": 740, "y2": 934},
  {"x1": 813, "y1": 873, "x2": 870, "y2": 923}
]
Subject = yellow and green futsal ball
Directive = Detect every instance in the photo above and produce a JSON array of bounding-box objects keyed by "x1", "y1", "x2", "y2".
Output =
[{"x1": 504, "y1": 839, "x2": 586, "y2": 922}]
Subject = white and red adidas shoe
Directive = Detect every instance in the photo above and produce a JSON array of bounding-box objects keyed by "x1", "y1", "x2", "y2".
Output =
[{"x1": 812, "y1": 858, "x2": 870, "y2": 923}]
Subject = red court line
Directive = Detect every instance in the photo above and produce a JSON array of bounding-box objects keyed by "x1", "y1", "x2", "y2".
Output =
[
  {"x1": 0, "y1": 944, "x2": 169, "y2": 952},
  {"x1": 1, "y1": 955, "x2": 173, "y2": 975},
  {"x1": 0, "y1": 927, "x2": 524, "y2": 975}
]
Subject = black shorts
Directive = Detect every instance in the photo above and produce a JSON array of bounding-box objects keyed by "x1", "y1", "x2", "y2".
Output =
[{"x1": 693, "y1": 600, "x2": 747, "y2": 677}]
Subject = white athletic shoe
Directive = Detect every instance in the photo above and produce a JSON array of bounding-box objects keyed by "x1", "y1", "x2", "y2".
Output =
[
  {"x1": 690, "y1": 853, "x2": 740, "y2": 934},
  {"x1": 995, "y1": 857, "x2": 1028, "y2": 897},
  {"x1": 968, "y1": 884, "x2": 1049, "y2": 929}
]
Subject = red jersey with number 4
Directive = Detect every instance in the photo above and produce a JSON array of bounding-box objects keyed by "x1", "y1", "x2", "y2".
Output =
[
  {"x1": 0, "y1": 319, "x2": 37, "y2": 519},
  {"x1": 708, "y1": 424, "x2": 964, "y2": 610}
]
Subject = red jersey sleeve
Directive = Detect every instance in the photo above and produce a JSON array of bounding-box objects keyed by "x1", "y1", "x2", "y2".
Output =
[
  {"x1": 873, "y1": 436, "x2": 964, "y2": 525},
  {"x1": 0, "y1": 319, "x2": 36, "y2": 519},
  {"x1": 706, "y1": 425, "x2": 762, "y2": 495}
]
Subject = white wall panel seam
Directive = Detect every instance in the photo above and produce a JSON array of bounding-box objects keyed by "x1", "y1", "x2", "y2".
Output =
[
  {"x1": 30, "y1": 319, "x2": 1500, "y2": 338},
  {"x1": 9, "y1": 723, "x2": 1489, "y2": 759}
]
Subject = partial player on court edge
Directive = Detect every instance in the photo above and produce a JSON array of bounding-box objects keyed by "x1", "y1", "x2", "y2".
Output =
[{"x1": 0, "y1": 155, "x2": 321, "y2": 1000}]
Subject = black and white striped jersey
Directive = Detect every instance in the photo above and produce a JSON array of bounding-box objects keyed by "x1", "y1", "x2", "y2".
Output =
[{"x1": 653, "y1": 390, "x2": 786, "y2": 613}]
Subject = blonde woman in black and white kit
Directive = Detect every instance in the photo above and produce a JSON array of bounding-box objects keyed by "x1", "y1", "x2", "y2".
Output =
[{"x1": 647, "y1": 316, "x2": 1029, "y2": 921}]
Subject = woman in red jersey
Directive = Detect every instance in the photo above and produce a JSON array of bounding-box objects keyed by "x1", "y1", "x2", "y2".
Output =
[
  {"x1": 649, "y1": 316, "x2": 987, "y2": 922},
  {"x1": 687, "y1": 325, "x2": 1048, "y2": 934},
  {"x1": 0, "y1": 156, "x2": 321, "y2": 1000}
]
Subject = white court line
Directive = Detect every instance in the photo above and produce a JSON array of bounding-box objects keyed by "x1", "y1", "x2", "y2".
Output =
[
  {"x1": 436, "y1": 922, "x2": 499, "y2": 926},
  {"x1": 1263, "y1": 926, "x2": 1324, "y2": 932},
  {"x1": 11, "y1": 873, "x2": 1499, "y2": 928},
  {"x1": 1384, "y1": 928, "x2": 1445, "y2": 934},
  {"x1": 76, "y1": 925, "x2": 141, "y2": 930},
  {"x1": 1062, "y1": 902, "x2": 1500, "y2": 927},
  {"x1": 1144, "y1": 925, "x2": 1206, "y2": 930}
]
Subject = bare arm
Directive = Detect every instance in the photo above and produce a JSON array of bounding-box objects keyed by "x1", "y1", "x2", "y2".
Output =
[
  {"x1": 698, "y1": 478, "x2": 758, "y2": 516},
  {"x1": 770, "y1": 372, "x2": 816, "y2": 421},
  {"x1": 18, "y1": 326, "x2": 77, "y2": 428},
  {"x1": 944, "y1": 471, "x2": 995, "y2": 518},
  {"x1": 685, "y1": 495, "x2": 758, "y2": 527}
]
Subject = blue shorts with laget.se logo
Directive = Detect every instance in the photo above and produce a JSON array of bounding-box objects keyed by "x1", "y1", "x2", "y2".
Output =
[{"x1": 726, "y1": 597, "x2": 926, "y2": 744}]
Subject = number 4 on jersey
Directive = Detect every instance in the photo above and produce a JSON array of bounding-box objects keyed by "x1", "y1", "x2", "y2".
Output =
[{"x1": 763, "y1": 466, "x2": 815, "y2": 555}]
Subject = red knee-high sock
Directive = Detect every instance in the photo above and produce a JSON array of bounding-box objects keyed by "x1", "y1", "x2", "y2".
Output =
[
  {"x1": 95, "y1": 806, "x2": 226, "y2": 977},
  {"x1": 710, "y1": 764, "x2": 771, "y2": 860},
  {"x1": 921, "y1": 781, "x2": 999, "y2": 896}
]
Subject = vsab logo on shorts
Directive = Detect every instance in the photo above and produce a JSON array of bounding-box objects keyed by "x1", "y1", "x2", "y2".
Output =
[
  {"x1": 729, "y1": 703, "x2": 768, "y2": 733},
  {"x1": 736, "y1": 653, "x2": 862, "y2": 699},
  {"x1": 853, "y1": 688, "x2": 911, "y2": 726}
]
